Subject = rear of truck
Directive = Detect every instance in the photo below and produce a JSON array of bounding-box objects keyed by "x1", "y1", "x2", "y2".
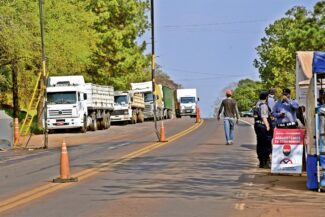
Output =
[
  {"x1": 162, "y1": 86, "x2": 176, "y2": 119},
  {"x1": 85, "y1": 83, "x2": 114, "y2": 131}
]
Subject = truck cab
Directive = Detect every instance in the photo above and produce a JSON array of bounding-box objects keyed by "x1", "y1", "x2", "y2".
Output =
[
  {"x1": 111, "y1": 91, "x2": 145, "y2": 124},
  {"x1": 176, "y1": 89, "x2": 198, "y2": 118},
  {"x1": 46, "y1": 76, "x2": 88, "y2": 131},
  {"x1": 131, "y1": 81, "x2": 163, "y2": 120}
]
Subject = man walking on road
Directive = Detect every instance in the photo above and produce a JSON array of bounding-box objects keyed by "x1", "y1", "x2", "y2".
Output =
[{"x1": 217, "y1": 90, "x2": 240, "y2": 145}]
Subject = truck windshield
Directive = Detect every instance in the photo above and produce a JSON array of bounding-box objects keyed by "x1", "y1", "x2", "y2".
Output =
[
  {"x1": 114, "y1": 95, "x2": 128, "y2": 105},
  {"x1": 47, "y1": 92, "x2": 77, "y2": 105},
  {"x1": 181, "y1": 97, "x2": 195, "y2": 103},
  {"x1": 144, "y1": 92, "x2": 153, "y2": 102}
]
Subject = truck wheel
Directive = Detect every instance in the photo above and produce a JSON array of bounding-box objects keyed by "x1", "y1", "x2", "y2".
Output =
[
  {"x1": 106, "y1": 114, "x2": 111, "y2": 129},
  {"x1": 131, "y1": 112, "x2": 137, "y2": 124},
  {"x1": 81, "y1": 116, "x2": 87, "y2": 133},
  {"x1": 137, "y1": 112, "x2": 144, "y2": 123},
  {"x1": 90, "y1": 119, "x2": 97, "y2": 131},
  {"x1": 167, "y1": 110, "x2": 173, "y2": 119}
]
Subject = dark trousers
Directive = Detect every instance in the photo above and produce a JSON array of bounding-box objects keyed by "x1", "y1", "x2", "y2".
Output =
[{"x1": 254, "y1": 123, "x2": 273, "y2": 165}]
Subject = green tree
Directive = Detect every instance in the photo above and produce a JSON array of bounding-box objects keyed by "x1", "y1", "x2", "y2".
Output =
[
  {"x1": 88, "y1": 0, "x2": 150, "y2": 90},
  {"x1": 0, "y1": 0, "x2": 97, "y2": 110},
  {"x1": 254, "y1": 2, "x2": 325, "y2": 95},
  {"x1": 232, "y1": 79, "x2": 264, "y2": 111}
]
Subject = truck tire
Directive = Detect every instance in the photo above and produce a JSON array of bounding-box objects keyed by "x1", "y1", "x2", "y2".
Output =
[
  {"x1": 106, "y1": 114, "x2": 111, "y2": 129},
  {"x1": 131, "y1": 112, "x2": 137, "y2": 124},
  {"x1": 137, "y1": 111, "x2": 144, "y2": 123},
  {"x1": 167, "y1": 110, "x2": 173, "y2": 119},
  {"x1": 80, "y1": 116, "x2": 87, "y2": 133},
  {"x1": 90, "y1": 119, "x2": 97, "y2": 131}
]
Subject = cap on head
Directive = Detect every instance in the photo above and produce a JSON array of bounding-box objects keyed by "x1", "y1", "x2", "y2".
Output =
[
  {"x1": 225, "y1": 90, "x2": 233, "y2": 97},
  {"x1": 282, "y1": 88, "x2": 291, "y2": 96},
  {"x1": 269, "y1": 88, "x2": 276, "y2": 95},
  {"x1": 259, "y1": 91, "x2": 268, "y2": 100}
]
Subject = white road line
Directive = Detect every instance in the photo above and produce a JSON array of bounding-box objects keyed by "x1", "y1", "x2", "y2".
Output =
[
  {"x1": 108, "y1": 142, "x2": 131, "y2": 150},
  {"x1": 239, "y1": 119, "x2": 254, "y2": 128},
  {"x1": 243, "y1": 182, "x2": 254, "y2": 187}
]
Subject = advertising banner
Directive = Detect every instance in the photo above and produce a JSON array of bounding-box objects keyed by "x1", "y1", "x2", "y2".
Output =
[{"x1": 271, "y1": 129, "x2": 305, "y2": 174}]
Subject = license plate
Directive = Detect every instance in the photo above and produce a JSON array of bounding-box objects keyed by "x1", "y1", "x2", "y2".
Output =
[
  {"x1": 186, "y1": 110, "x2": 191, "y2": 113},
  {"x1": 56, "y1": 122, "x2": 64, "y2": 126}
]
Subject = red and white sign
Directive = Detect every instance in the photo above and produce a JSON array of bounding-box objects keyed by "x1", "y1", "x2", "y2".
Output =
[{"x1": 271, "y1": 129, "x2": 305, "y2": 174}]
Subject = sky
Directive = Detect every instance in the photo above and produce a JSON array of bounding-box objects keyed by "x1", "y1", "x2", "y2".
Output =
[{"x1": 143, "y1": 0, "x2": 319, "y2": 117}]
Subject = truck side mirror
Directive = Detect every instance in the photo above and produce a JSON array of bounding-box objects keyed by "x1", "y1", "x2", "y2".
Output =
[
  {"x1": 131, "y1": 97, "x2": 133, "y2": 102},
  {"x1": 197, "y1": 97, "x2": 200, "y2": 102},
  {"x1": 84, "y1": 93, "x2": 87, "y2": 100}
]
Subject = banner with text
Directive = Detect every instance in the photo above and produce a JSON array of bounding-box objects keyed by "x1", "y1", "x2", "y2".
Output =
[{"x1": 271, "y1": 128, "x2": 305, "y2": 174}]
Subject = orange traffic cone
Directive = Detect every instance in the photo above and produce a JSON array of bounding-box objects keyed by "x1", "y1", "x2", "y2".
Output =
[
  {"x1": 196, "y1": 106, "x2": 201, "y2": 123},
  {"x1": 13, "y1": 118, "x2": 20, "y2": 147},
  {"x1": 159, "y1": 121, "x2": 167, "y2": 142},
  {"x1": 53, "y1": 140, "x2": 78, "y2": 183}
]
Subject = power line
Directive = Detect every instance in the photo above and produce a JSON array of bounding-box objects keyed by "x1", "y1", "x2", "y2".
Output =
[
  {"x1": 175, "y1": 73, "x2": 257, "y2": 81},
  {"x1": 163, "y1": 66, "x2": 258, "y2": 77},
  {"x1": 159, "y1": 19, "x2": 269, "y2": 29}
]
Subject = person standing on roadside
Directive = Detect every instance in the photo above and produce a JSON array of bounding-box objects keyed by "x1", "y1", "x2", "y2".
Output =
[
  {"x1": 267, "y1": 88, "x2": 277, "y2": 112},
  {"x1": 272, "y1": 88, "x2": 299, "y2": 129},
  {"x1": 254, "y1": 91, "x2": 272, "y2": 168},
  {"x1": 217, "y1": 90, "x2": 240, "y2": 145},
  {"x1": 267, "y1": 88, "x2": 277, "y2": 129}
]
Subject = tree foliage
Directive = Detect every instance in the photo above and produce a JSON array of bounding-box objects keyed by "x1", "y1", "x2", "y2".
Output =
[
  {"x1": 0, "y1": 0, "x2": 156, "y2": 110},
  {"x1": 232, "y1": 79, "x2": 264, "y2": 111},
  {"x1": 88, "y1": 0, "x2": 150, "y2": 90},
  {"x1": 254, "y1": 2, "x2": 325, "y2": 95}
]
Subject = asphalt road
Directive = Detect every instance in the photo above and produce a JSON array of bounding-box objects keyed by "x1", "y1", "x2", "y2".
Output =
[{"x1": 1, "y1": 118, "x2": 325, "y2": 217}]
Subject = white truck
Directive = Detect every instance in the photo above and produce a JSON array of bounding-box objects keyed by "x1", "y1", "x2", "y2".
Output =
[
  {"x1": 130, "y1": 81, "x2": 163, "y2": 120},
  {"x1": 111, "y1": 91, "x2": 145, "y2": 124},
  {"x1": 176, "y1": 88, "x2": 198, "y2": 118},
  {"x1": 46, "y1": 75, "x2": 114, "y2": 132}
]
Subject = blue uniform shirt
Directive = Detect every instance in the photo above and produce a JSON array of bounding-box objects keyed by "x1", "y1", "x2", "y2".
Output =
[
  {"x1": 267, "y1": 95, "x2": 276, "y2": 112},
  {"x1": 272, "y1": 99, "x2": 299, "y2": 124}
]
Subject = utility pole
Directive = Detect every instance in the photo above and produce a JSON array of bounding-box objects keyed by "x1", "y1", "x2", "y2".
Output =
[
  {"x1": 151, "y1": 0, "x2": 159, "y2": 140},
  {"x1": 39, "y1": 0, "x2": 48, "y2": 149}
]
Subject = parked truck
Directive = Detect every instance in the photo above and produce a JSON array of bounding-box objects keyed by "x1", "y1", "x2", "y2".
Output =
[
  {"x1": 130, "y1": 81, "x2": 163, "y2": 120},
  {"x1": 46, "y1": 75, "x2": 114, "y2": 132},
  {"x1": 176, "y1": 88, "x2": 198, "y2": 118},
  {"x1": 162, "y1": 86, "x2": 176, "y2": 119},
  {"x1": 111, "y1": 91, "x2": 145, "y2": 124}
]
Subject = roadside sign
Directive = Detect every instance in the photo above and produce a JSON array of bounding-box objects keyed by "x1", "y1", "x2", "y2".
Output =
[{"x1": 271, "y1": 128, "x2": 305, "y2": 174}]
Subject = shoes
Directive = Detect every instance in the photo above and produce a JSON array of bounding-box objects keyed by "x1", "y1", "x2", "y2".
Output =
[
  {"x1": 259, "y1": 160, "x2": 271, "y2": 169},
  {"x1": 228, "y1": 140, "x2": 233, "y2": 145}
]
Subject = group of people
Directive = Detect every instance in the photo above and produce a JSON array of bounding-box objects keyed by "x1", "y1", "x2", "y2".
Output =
[{"x1": 217, "y1": 88, "x2": 302, "y2": 169}]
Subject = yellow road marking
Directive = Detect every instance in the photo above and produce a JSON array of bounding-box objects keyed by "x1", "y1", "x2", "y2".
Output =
[
  {"x1": 0, "y1": 120, "x2": 204, "y2": 213},
  {"x1": 235, "y1": 203, "x2": 245, "y2": 210}
]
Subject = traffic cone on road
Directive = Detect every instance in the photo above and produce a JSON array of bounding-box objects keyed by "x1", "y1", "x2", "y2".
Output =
[
  {"x1": 159, "y1": 121, "x2": 167, "y2": 142},
  {"x1": 196, "y1": 105, "x2": 201, "y2": 123},
  {"x1": 53, "y1": 140, "x2": 78, "y2": 183},
  {"x1": 13, "y1": 118, "x2": 20, "y2": 147}
]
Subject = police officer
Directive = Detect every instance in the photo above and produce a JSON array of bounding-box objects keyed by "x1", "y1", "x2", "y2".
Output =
[
  {"x1": 254, "y1": 91, "x2": 272, "y2": 168},
  {"x1": 272, "y1": 88, "x2": 299, "y2": 129},
  {"x1": 267, "y1": 88, "x2": 277, "y2": 112}
]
